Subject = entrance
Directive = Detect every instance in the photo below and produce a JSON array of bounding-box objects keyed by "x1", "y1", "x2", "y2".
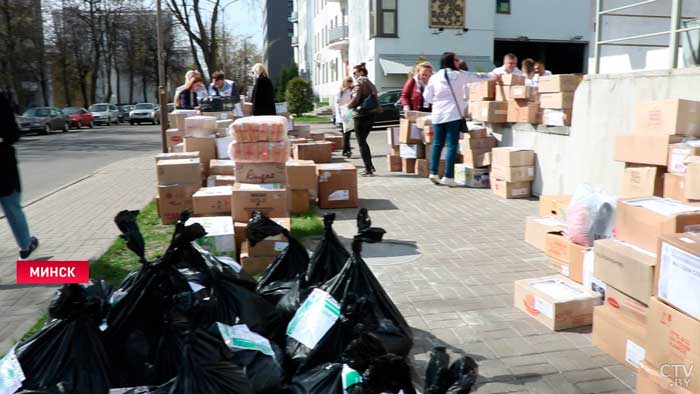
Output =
[{"x1": 494, "y1": 40, "x2": 589, "y2": 74}]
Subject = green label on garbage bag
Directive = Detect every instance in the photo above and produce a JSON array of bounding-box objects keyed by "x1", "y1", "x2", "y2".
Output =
[
  {"x1": 286, "y1": 288, "x2": 341, "y2": 349},
  {"x1": 0, "y1": 347, "x2": 25, "y2": 394},
  {"x1": 342, "y1": 364, "x2": 362, "y2": 392},
  {"x1": 216, "y1": 323, "x2": 275, "y2": 357}
]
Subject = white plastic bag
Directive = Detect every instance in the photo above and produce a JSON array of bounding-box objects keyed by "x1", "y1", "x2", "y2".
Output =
[{"x1": 566, "y1": 184, "x2": 616, "y2": 247}]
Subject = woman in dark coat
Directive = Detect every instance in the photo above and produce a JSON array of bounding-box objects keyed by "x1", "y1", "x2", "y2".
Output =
[
  {"x1": 0, "y1": 91, "x2": 39, "y2": 258},
  {"x1": 176, "y1": 76, "x2": 205, "y2": 110},
  {"x1": 251, "y1": 63, "x2": 277, "y2": 116}
]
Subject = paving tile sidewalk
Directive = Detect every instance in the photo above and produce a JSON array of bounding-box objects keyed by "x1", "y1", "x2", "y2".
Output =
[
  {"x1": 319, "y1": 126, "x2": 635, "y2": 394},
  {"x1": 0, "y1": 154, "x2": 157, "y2": 354}
]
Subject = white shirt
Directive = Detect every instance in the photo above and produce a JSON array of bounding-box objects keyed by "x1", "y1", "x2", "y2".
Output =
[
  {"x1": 423, "y1": 69, "x2": 495, "y2": 125},
  {"x1": 530, "y1": 70, "x2": 553, "y2": 86},
  {"x1": 491, "y1": 66, "x2": 523, "y2": 76},
  {"x1": 209, "y1": 79, "x2": 236, "y2": 97}
]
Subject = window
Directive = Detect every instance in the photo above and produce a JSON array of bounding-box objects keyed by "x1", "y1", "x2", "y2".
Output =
[
  {"x1": 496, "y1": 0, "x2": 511, "y2": 14},
  {"x1": 370, "y1": 0, "x2": 398, "y2": 38}
]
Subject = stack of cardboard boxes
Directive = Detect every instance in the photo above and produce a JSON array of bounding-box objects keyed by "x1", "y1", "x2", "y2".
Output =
[
  {"x1": 455, "y1": 128, "x2": 495, "y2": 187},
  {"x1": 496, "y1": 75, "x2": 541, "y2": 124},
  {"x1": 286, "y1": 159, "x2": 318, "y2": 213},
  {"x1": 490, "y1": 147, "x2": 535, "y2": 199},
  {"x1": 539, "y1": 75, "x2": 582, "y2": 127},
  {"x1": 155, "y1": 152, "x2": 202, "y2": 225},
  {"x1": 469, "y1": 80, "x2": 507, "y2": 124},
  {"x1": 398, "y1": 112, "x2": 428, "y2": 175}
]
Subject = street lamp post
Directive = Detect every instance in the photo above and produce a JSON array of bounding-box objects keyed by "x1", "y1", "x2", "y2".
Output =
[{"x1": 156, "y1": 0, "x2": 168, "y2": 153}]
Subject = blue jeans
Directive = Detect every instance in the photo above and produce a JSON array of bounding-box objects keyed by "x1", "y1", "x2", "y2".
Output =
[
  {"x1": 430, "y1": 119, "x2": 461, "y2": 179},
  {"x1": 0, "y1": 192, "x2": 31, "y2": 249}
]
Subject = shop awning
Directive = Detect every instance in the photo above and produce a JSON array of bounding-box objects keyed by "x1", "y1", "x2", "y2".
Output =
[
  {"x1": 378, "y1": 58, "x2": 414, "y2": 75},
  {"x1": 378, "y1": 55, "x2": 495, "y2": 75}
]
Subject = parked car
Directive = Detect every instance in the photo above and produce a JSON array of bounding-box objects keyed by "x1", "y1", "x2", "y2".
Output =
[
  {"x1": 120, "y1": 105, "x2": 134, "y2": 122},
  {"x1": 373, "y1": 89, "x2": 402, "y2": 128},
  {"x1": 89, "y1": 103, "x2": 120, "y2": 125},
  {"x1": 62, "y1": 107, "x2": 94, "y2": 129},
  {"x1": 167, "y1": 103, "x2": 175, "y2": 113},
  {"x1": 21, "y1": 107, "x2": 68, "y2": 134},
  {"x1": 16, "y1": 115, "x2": 31, "y2": 133},
  {"x1": 129, "y1": 103, "x2": 160, "y2": 125}
]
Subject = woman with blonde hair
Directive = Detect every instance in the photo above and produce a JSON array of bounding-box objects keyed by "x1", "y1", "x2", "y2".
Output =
[
  {"x1": 336, "y1": 76, "x2": 355, "y2": 157},
  {"x1": 176, "y1": 75, "x2": 205, "y2": 109},
  {"x1": 251, "y1": 63, "x2": 276, "y2": 116},
  {"x1": 400, "y1": 62, "x2": 433, "y2": 113}
]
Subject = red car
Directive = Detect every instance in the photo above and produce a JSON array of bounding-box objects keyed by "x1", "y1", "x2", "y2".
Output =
[{"x1": 62, "y1": 107, "x2": 95, "y2": 128}]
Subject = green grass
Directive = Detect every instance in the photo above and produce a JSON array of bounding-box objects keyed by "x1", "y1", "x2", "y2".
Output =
[
  {"x1": 293, "y1": 115, "x2": 332, "y2": 124},
  {"x1": 291, "y1": 207, "x2": 324, "y2": 240}
]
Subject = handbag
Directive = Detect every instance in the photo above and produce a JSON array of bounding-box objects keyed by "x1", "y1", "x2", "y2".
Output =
[
  {"x1": 359, "y1": 93, "x2": 378, "y2": 113},
  {"x1": 444, "y1": 70, "x2": 469, "y2": 133}
]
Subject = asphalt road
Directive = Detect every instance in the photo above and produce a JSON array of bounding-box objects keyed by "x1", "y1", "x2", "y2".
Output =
[{"x1": 15, "y1": 124, "x2": 163, "y2": 203}]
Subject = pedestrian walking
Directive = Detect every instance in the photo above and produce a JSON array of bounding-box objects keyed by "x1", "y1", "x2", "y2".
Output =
[
  {"x1": 423, "y1": 52, "x2": 496, "y2": 187},
  {"x1": 0, "y1": 91, "x2": 39, "y2": 259},
  {"x1": 176, "y1": 76, "x2": 205, "y2": 110},
  {"x1": 400, "y1": 62, "x2": 433, "y2": 113},
  {"x1": 347, "y1": 63, "x2": 382, "y2": 176},
  {"x1": 336, "y1": 77, "x2": 354, "y2": 158},
  {"x1": 251, "y1": 63, "x2": 277, "y2": 116}
]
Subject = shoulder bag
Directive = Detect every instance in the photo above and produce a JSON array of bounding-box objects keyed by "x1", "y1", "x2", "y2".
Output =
[{"x1": 444, "y1": 70, "x2": 469, "y2": 133}]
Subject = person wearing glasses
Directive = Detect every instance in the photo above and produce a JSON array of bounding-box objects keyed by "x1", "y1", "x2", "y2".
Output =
[{"x1": 251, "y1": 63, "x2": 276, "y2": 116}]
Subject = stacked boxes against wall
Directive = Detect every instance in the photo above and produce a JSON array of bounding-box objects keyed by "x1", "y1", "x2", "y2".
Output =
[
  {"x1": 155, "y1": 152, "x2": 202, "y2": 225},
  {"x1": 468, "y1": 79, "x2": 507, "y2": 124},
  {"x1": 229, "y1": 115, "x2": 291, "y2": 274},
  {"x1": 490, "y1": 147, "x2": 535, "y2": 199},
  {"x1": 499, "y1": 75, "x2": 541, "y2": 124},
  {"x1": 539, "y1": 74, "x2": 582, "y2": 127}
]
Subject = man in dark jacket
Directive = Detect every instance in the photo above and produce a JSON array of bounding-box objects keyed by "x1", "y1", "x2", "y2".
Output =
[{"x1": 1, "y1": 91, "x2": 39, "y2": 259}]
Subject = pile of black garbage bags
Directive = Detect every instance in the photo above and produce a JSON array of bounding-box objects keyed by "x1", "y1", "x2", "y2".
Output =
[{"x1": 4, "y1": 209, "x2": 477, "y2": 394}]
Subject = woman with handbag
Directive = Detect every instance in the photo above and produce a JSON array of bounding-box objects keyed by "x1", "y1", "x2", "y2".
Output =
[
  {"x1": 347, "y1": 63, "x2": 382, "y2": 176},
  {"x1": 423, "y1": 52, "x2": 496, "y2": 187}
]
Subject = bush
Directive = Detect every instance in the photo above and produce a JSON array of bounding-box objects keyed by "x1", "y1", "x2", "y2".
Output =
[
  {"x1": 275, "y1": 63, "x2": 299, "y2": 102},
  {"x1": 285, "y1": 77, "x2": 314, "y2": 116}
]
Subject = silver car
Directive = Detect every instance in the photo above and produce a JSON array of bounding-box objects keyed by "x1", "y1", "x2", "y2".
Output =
[
  {"x1": 89, "y1": 103, "x2": 120, "y2": 125},
  {"x1": 129, "y1": 103, "x2": 160, "y2": 125}
]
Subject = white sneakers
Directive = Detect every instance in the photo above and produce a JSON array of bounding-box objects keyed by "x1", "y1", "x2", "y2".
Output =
[
  {"x1": 428, "y1": 174, "x2": 440, "y2": 185},
  {"x1": 440, "y1": 177, "x2": 459, "y2": 187}
]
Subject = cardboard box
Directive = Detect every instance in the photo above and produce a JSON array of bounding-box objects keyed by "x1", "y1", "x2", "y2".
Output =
[
  {"x1": 545, "y1": 232, "x2": 588, "y2": 283},
  {"x1": 416, "y1": 116, "x2": 433, "y2": 129},
  {"x1": 525, "y1": 216, "x2": 567, "y2": 251},
  {"x1": 399, "y1": 143, "x2": 426, "y2": 159},
  {"x1": 616, "y1": 197, "x2": 700, "y2": 252},
  {"x1": 539, "y1": 195, "x2": 572, "y2": 218},
  {"x1": 592, "y1": 305, "x2": 647, "y2": 370},
  {"x1": 156, "y1": 152, "x2": 200, "y2": 162},
  {"x1": 415, "y1": 159, "x2": 430, "y2": 177},
  {"x1": 286, "y1": 159, "x2": 317, "y2": 190},
  {"x1": 242, "y1": 238, "x2": 289, "y2": 259},
  {"x1": 455, "y1": 165, "x2": 490, "y2": 188},
  {"x1": 209, "y1": 159, "x2": 235, "y2": 176},
  {"x1": 656, "y1": 233, "x2": 700, "y2": 320},
  {"x1": 234, "y1": 217, "x2": 290, "y2": 258},
  {"x1": 391, "y1": 145, "x2": 401, "y2": 156},
  {"x1": 636, "y1": 361, "x2": 695, "y2": 394},
  {"x1": 663, "y1": 173, "x2": 691, "y2": 202},
  {"x1": 239, "y1": 252, "x2": 275, "y2": 275},
  {"x1": 471, "y1": 101, "x2": 508, "y2": 123},
  {"x1": 184, "y1": 216, "x2": 235, "y2": 257},
  {"x1": 594, "y1": 238, "x2": 656, "y2": 302},
  {"x1": 290, "y1": 189, "x2": 310, "y2": 214},
  {"x1": 491, "y1": 165, "x2": 535, "y2": 182},
  {"x1": 157, "y1": 158, "x2": 202, "y2": 185},
  {"x1": 399, "y1": 119, "x2": 423, "y2": 144},
  {"x1": 461, "y1": 148, "x2": 491, "y2": 168},
  {"x1": 542, "y1": 108, "x2": 573, "y2": 127},
  {"x1": 166, "y1": 128, "x2": 184, "y2": 150},
  {"x1": 469, "y1": 80, "x2": 495, "y2": 101},
  {"x1": 465, "y1": 129, "x2": 489, "y2": 139},
  {"x1": 622, "y1": 165, "x2": 665, "y2": 198},
  {"x1": 646, "y1": 297, "x2": 700, "y2": 393},
  {"x1": 388, "y1": 155, "x2": 402, "y2": 172},
  {"x1": 668, "y1": 144, "x2": 700, "y2": 173},
  {"x1": 513, "y1": 275, "x2": 602, "y2": 330},
  {"x1": 538, "y1": 74, "x2": 583, "y2": 93},
  {"x1": 460, "y1": 137, "x2": 497, "y2": 150},
  {"x1": 207, "y1": 175, "x2": 236, "y2": 187},
  {"x1": 293, "y1": 142, "x2": 333, "y2": 163},
  {"x1": 684, "y1": 157, "x2": 700, "y2": 200},
  {"x1": 402, "y1": 158, "x2": 416, "y2": 173},
  {"x1": 405, "y1": 110, "x2": 429, "y2": 122},
  {"x1": 539, "y1": 92, "x2": 575, "y2": 109},
  {"x1": 317, "y1": 163, "x2": 358, "y2": 209},
  {"x1": 215, "y1": 136, "x2": 231, "y2": 162},
  {"x1": 500, "y1": 74, "x2": 526, "y2": 86},
  {"x1": 184, "y1": 136, "x2": 217, "y2": 167},
  {"x1": 507, "y1": 100, "x2": 540, "y2": 123},
  {"x1": 157, "y1": 184, "x2": 200, "y2": 225},
  {"x1": 325, "y1": 135, "x2": 343, "y2": 151},
  {"x1": 231, "y1": 183, "x2": 289, "y2": 222},
  {"x1": 614, "y1": 135, "x2": 686, "y2": 166},
  {"x1": 491, "y1": 147, "x2": 535, "y2": 167},
  {"x1": 495, "y1": 84, "x2": 510, "y2": 102},
  {"x1": 492, "y1": 179, "x2": 531, "y2": 199},
  {"x1": 387, "y1": 127, "x2": 400, "y2": 146},
  {"x1": 510, "y1": 85, "x2": 538, "y2": 100},
  {"x1": 309, "y1": 131, "x2": 326, "y2": 141},
  {"x1": 192, "y1": 186, "x2": 232, "y2": 216},
  {"x1": 634, "y1": 98, "x2": 700, "y2": 137},
  {"x1": 234, "y1": 162, "x2": 287, "y2": 184},
  {"x1": 605, "y1": 285, "x2": 649, "y2": 324},
  {"x1": 292, "y1": 124, "x2": 311, "y2": 139}
]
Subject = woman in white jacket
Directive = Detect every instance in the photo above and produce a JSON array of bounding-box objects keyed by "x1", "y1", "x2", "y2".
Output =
[
  {"x1": 423, "y1": 52, "x2": 497, "y2": 186},
  {"x1": 336, "y1": 77, "x2": 354, "y2": 157}
]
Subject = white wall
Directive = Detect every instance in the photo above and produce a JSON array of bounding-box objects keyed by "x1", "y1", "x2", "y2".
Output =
[{"x1": 494, "y1": 0, "x2": 593, "y2": 41}]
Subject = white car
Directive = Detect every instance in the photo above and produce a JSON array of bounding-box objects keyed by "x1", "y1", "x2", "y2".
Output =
[
  {"x1": 89, "y1": 103, "x2": 120, "y2": 125},
  {"x1": 129, "y1": 103, "x2": 160, "y2": 125}
]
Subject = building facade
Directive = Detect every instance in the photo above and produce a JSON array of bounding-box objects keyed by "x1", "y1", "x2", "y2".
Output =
[
  {"x1": 292, "y1": 0, "x2": 593, "y2": 102},
  {"x1": 263, "y1": 0, "x2": 295, "y2": 84}
]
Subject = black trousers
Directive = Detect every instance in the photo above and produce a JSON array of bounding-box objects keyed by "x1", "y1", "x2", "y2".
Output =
[
  {"x1": 343, "y1": 130, "x2": 352, "y2": 153},
  {"x1": 353, "y1": 114, "x2": 376, "y2": 171}
]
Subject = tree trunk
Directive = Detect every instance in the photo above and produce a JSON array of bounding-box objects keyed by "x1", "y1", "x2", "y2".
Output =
[
  {"x1": 61, "y1": 55, "x2": 71, "y2": 107},
  {"x1": 79, "y1": 73, "x2": 89, "y2": 108},
  {"x1": 115, "y1": 66, "x2": 121, "y2": 104},
  {"x1": 128, "y1": 64, "x2": 134, "y2": 104},
  {"x1": 188, "y1": 35, "x2": 204, "y2": 80},
  {"x1": 142, "y1": 73, "x2": 148, "y2": 102}
]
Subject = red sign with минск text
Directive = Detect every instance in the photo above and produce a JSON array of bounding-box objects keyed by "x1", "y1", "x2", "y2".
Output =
[{"x1": 16, "y1": 261, "x2": 89, "y2": 284}]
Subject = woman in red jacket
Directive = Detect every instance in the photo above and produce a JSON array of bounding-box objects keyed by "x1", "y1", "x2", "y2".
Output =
[{"x1": 400, "y1": 62, "x2": 433, "y2": 113}]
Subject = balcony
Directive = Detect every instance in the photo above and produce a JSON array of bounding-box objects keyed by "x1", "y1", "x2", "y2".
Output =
[
  {"x1": 289, "y1": 11, "x2": 298, "y2": 22},
  {"x1": 327, "y1": 25, "x2": 348, "y2": 50},
  {"x1": 291, "y1": 36, "x2": 299, "y2": 47}
]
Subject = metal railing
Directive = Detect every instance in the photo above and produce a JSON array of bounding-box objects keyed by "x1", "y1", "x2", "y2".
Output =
[
  {"x1": 593, "y1": 0, "x2": 700, "y2": 73},
  {"x1": 328, "y1": 25, "x2": 349, "y2": 44}
]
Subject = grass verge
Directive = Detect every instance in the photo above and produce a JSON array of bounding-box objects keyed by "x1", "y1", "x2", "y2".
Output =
[
  {"x1": 291, "y1": 207, "x2": 324, "y2": 239},
  {"x1": 293, "y1": 115, "x2": 332, "y2": 124}
]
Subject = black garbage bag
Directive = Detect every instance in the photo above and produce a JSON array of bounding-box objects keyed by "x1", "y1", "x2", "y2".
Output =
[
  {"x1": 361, "y1": 354, "x2": 415, "y2": 394},
  {"x1": 445, "y1": 356, "x2": 479, "y2": 394},
  {"x1": 275, "y1": 275, "x2": 316, "y2": 326},
  {"x1": 424, "y1": 347, "x2": 451, "y2": 394},
  {"x1": 306, "y1": 213, "x2": 350, "y2": 286},
  {"x1": 286, "y1": 363, "x2": 363, "y2": 394},
  {"x1": 339, "y1": 330, "x2": 387, "y2": 374},
  {"x1": 250, "y1": 212, "x2": 310, "y2": 304},
  {"x1": 15, "y1": 281, "x2": 114, "y2": 394}
]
